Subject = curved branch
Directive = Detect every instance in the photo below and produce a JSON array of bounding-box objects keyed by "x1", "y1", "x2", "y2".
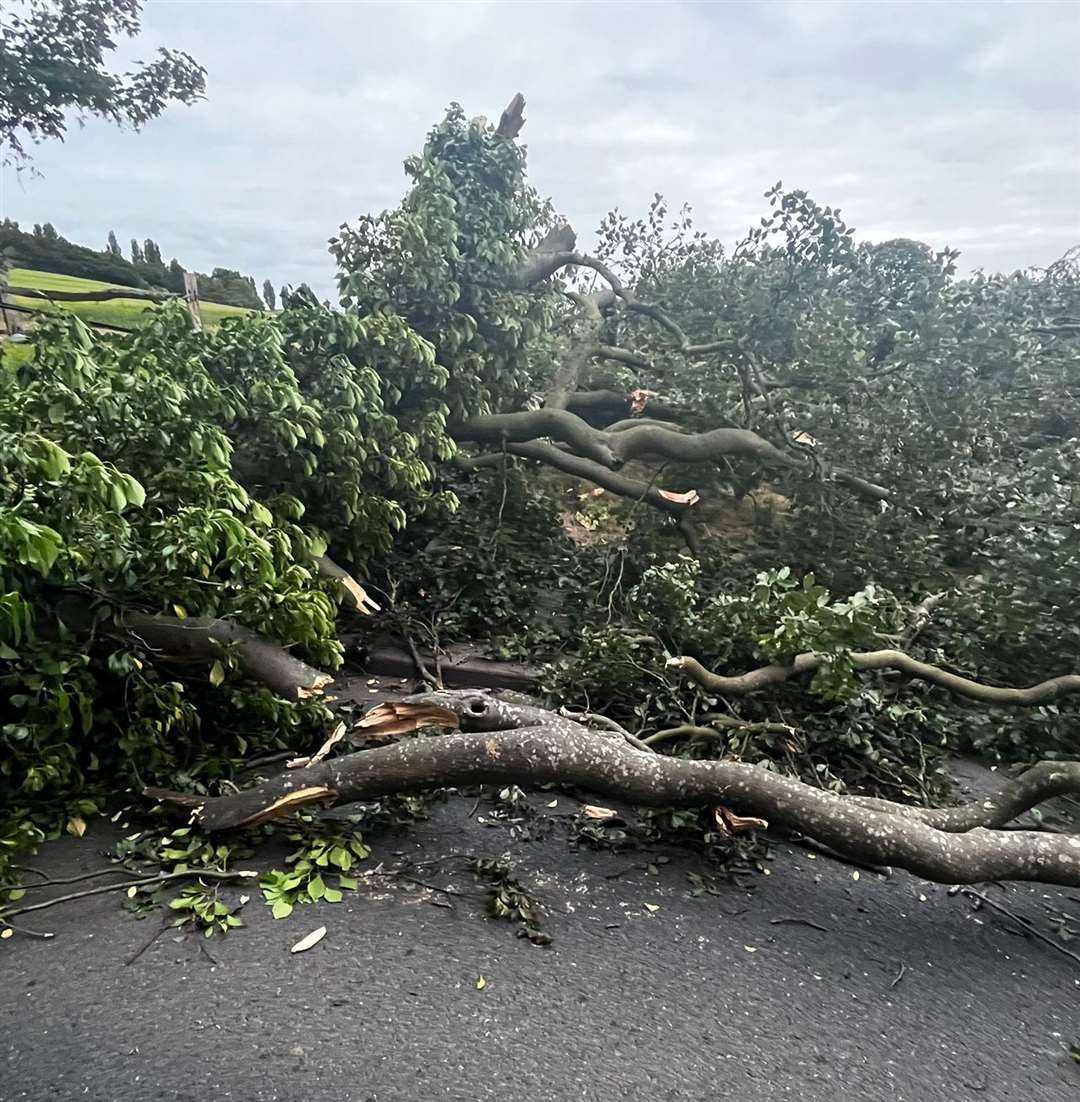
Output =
[
  {"x1": 848, "y1": 761, "x2": 1080, "y2": 832},
  {"x1": 450, "y1": 409, "x2": 617, "y2": 468},
  {"x1": 452, "y1": 407, "x2": 889, "y2": 504},
  {"x1": 669, "y1": 652, "x2": 1080, "y2": 706},
  {"x1": 608, "y1": 422, "x2": 800, "y2": 468},
  {"x1": 497, "y1": 440, "x2": 701, "y2": 553},
  {"x1": 145, "y1": 726, "x2": 1080, "y2": 886}
]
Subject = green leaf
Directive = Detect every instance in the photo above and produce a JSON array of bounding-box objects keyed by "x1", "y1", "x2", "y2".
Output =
[
  {"x1": 271, "y1": 899, "x2": 293, "y2": 920},
  {"x1": 209, "y1": 660, "x2": 225, "y2": 687}
]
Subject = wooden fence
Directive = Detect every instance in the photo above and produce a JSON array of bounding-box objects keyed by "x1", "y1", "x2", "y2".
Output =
[{"x1": 0, "y1": 274, "x2": 201, "y2": 335}]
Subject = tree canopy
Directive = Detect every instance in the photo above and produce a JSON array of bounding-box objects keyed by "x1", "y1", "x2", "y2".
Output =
[
  {"x1": 3, "y1": 95, "x2": 1080, "y2": 934},
  {"x1": 0, "y1": 0, "x2": 205, "y2": 165}
]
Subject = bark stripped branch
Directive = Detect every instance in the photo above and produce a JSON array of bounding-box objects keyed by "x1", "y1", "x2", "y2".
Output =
[{"x1": 669, "y1": 651, "x2": 1080, "y2": 706}]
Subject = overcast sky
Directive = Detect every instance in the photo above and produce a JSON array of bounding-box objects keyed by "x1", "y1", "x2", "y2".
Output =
[{"x1": 2, "y1": 0, "x2": 1078, "y2": 297}]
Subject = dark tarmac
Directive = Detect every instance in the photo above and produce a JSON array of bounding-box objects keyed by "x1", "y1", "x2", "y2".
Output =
[{"x1": 3, "y1": 782, "x2": 1079, "y2": 1102}]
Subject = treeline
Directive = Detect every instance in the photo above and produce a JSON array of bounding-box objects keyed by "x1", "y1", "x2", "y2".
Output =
[{"x1": 1, "y1": 220, "x2": 267, "y2": 310}]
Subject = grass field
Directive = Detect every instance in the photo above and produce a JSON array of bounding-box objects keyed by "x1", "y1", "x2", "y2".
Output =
[{"x1": 4, "y1": 267, "x2": 252, "y2": 330}]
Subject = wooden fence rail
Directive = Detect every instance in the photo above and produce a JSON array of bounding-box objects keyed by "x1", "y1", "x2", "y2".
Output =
[{"x1": 0, "y1": 273, "x2": 201, "y2": 336}]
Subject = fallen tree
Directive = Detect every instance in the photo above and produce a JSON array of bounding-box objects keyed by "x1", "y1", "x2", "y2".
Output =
[{"x1": 145, "y1": 690, "x2": 1080, "y2": 887}]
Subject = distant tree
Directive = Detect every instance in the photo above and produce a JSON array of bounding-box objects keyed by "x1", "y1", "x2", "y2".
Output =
[
  {"x1": 0, "y1": 219, "x2": 148, "y2": 287},
  {"x1": 167, "y1": 258, "x2": 185, "y2": 290},
  {"x1": 33, "y1": 224, "x2": 44, "y2": 238},
  {"x1": 130, "y1": 239, "x2": 143, "y2": 265},
  {"x1": 262, "y1": 280, "x2": 276, "y2": 310},
  {"x1": 40, "y1": 222, "x2": 59, "y2": 241},
  {"x1": 143, "y1": 238, "x2": 163, "y2": 268},
  {"x1": 0, "y1": 0, "x2": 206, "y2": 166},
  {"x1": 106, "y1": 230, "x2": 122, "y2": 257},
  {"x1": 196, "y1": 267, "x2": 263, "y2": 309}
]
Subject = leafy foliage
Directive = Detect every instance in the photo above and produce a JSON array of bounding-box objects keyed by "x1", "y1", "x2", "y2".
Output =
[
  {"x1": 0, "y1": 0, "x2": 206, "y2": 164},
  {"x1": 331, "y1": 103, "x2": 559, "y2": 421},
  {"x1": 547, "y1": 561, "x2": 947, "y2": 801},
  {"x1": 0, "y1": 299, "x2": 453, "y2": 878}
]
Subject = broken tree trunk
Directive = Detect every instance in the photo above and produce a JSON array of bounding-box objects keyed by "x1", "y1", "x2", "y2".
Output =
[{"x1": 145, "y1": 691, "x2": 1080, "y2": 887}]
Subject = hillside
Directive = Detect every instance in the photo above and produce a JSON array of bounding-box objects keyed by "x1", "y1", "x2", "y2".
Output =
[{"x1": 4, "y1": 267, "x2": 252, "y2": 331}]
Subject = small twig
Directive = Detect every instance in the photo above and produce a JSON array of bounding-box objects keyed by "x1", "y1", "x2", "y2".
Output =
[
  {"x1": 12, "y1": 865, "x2": 147, "y2": 890},
  {"x1": 960, "y1": 887, "x2": 1080, "y2": 968},
  {"x1": 890, "y1": 962, "x2": 907, "y2": 988},
  {"x1": 0, "y1": 919, "x2": 55, "y2": 940},
  {"x1": 400, "y1": 623, "x2": 438, "y2": 689},
  {"x1": 559, "y1": 707, "x2": 655, "y2": 753},
  {"x1": 125, "y1": 915, "x2": 171, "y2": 965},
  {"x1": 770, "y1": 916, "x2": 829, "y2": 933},
  {"x1": 400, "y1": 876, "x2": 465, "y2": 898},
  {"x1": 0, "y1": 869, "x2": 257, "y2": 921},
  {"x1": 791, "y1": 835, "x2": 892, "y2": 878}
]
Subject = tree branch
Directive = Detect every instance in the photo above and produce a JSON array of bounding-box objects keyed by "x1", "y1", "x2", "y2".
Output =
[
  {"x1": 145, "y1": 715, "x2": 1080, "y2": 887},
  {"x1": 668, "y1": 651, "x2": 1080, "y2": 706},
  {"x1": 52, "y1": 597, "x2": 333, "y2": 701}
]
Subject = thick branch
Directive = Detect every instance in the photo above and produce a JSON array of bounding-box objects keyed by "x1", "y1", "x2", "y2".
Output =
[
  {"x1": 122, "y1": 614, "x2": 333, "y2": 700},
  {"x1": 145, "y1": 726, "x2": 1080, "y2": 886},
  {"x1": 546, "y1": 294, "x2": 607, "y2": 410},
  {"x1": 565, "y1": 389, "x2": 683, "y2": 427},
  {"x1": 450, "y1": 409, "x2": 617, "y2": 467},
  {"x1": 453, "y1": 406, "x2": 889, "y2": 503},
  {"x1": 669, "y1": 651, "x2": 1080, "y2": 706},
  {"x1": 492, "y1": 440, "x2": 701, "y2": 553}
]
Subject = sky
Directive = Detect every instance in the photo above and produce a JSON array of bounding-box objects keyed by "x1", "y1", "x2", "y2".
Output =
[{"x1": 2, "y1": 0, "x2": 1078, "y2": 298}]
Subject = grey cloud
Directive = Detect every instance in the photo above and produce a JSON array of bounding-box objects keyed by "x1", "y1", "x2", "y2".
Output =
[{"x1": 1, "y1": 0, "x2": 1077, "y2": 298}]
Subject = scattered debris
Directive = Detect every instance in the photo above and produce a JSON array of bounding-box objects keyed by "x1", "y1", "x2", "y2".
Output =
[{"x1": 290, "y1": 926, "x2": 327, "y2": 954}]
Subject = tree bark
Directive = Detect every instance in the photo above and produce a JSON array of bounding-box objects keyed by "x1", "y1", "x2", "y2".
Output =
[
  {"x1": 51, "y1": 596, "x2": 331, "y2": 700},
  {"x1": 669, "y1": 652, "x2": 1080, "y2": 706},
  {"x1": 144, "y1": 714, "x2": 1080, "y2": 887}
]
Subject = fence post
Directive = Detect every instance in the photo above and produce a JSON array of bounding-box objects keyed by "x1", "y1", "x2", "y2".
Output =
[{"x1": 183, "y1": 271, "x2": 202, "y2": 331}]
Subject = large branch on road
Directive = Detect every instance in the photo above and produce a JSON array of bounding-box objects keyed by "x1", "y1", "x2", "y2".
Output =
[
  {"x1": 52, "y1": 597, "x2": 331, "y2": 700},
  {"x1": 145, "y1": 714, "x2": 1080, "y2": 886},
  {"x1": 669, "y1": 651, "x2": 1080, "y2": 706}
]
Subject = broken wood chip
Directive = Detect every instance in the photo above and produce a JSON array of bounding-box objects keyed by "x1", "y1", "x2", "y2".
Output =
[
  {"x1": 629, "y1": 388, "x2": 658, "y2": 415},
  {"x1": 296, "y1": 672, "x2": 334, "y2": 700},
  {"x1": 658, "y1": 488, "x2": 700, "y2": 506},
  {"x1": 581, "y1": 804, "x2": 620, "y2": 822},
  {"x1": 714, "y1": 806, "x2": 769, "y2": 834},
  {"x1": 290, "y1": 926, "x2": 327, "y2": 954},
  {"x1": 349, "y1": 701, "x2": 460, "y2": 740},
  {"x1": 337, "y1": 575, "x2": 381, "y2": 615},
  {"x1": 288, "y1": 722, "x2": 348, "y2": 770},
  {"x1": 221, "y1": 786, "x2": 338, "y2": 828}
]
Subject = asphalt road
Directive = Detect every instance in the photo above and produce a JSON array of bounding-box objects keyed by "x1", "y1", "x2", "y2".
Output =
[{"x1": 3, "y1": 787, "x2": 1079, "y2": 1102}]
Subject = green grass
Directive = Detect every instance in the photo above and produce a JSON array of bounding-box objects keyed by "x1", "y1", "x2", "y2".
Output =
[
  {"x1": 1, "y1": 342, "x2": 34, "y2": 370},
  {"x1": 5, "y1": 267, "x2": 252, "y2": 330}
]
